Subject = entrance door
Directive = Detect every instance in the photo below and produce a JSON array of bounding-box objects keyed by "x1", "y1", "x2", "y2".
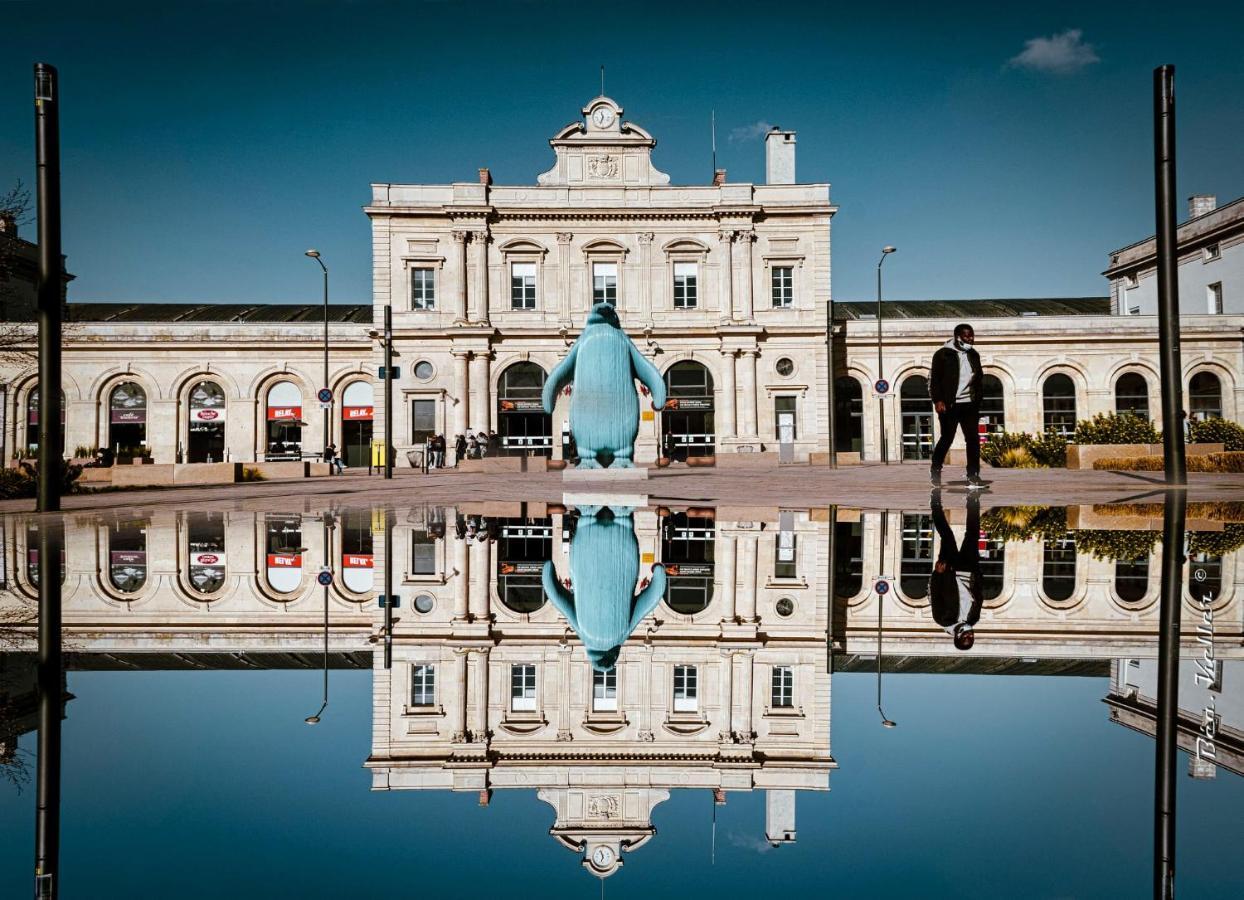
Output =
[
  {"x1": 187, "y1": 381, "x2": 226, "y2": 463},
  {"x1": 341, "y1": 381, "x2": 374, "y2": 468},
  {"x1": 498, "y1": 363, "x2": 551, "y2": 456},
  {"x1": 661, "y1": 361, "x2": 715, "y2": 460},
  {"x1": 900, "y1": 376, "x2": 934, "y2": 461}
]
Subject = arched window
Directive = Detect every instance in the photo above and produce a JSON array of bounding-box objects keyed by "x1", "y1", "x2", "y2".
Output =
[
  {"x1": 186, "y1": 380, "x2": 226, "y2": 463},
  {"x1": 1042, "y1": 374, "x2": 1076, "y2": 436},
  {"x1": 25, "y1": 522, "x2": 65, "y2": 587},
  {"x1": 899, "y1": 513, "x2": 933, "y2": 600},
  {"x1": 341, "y1": 381, "x2": 374, "y2": 469},
  {"x1": 980, "y1": 537, "x2": 1005, "y2": 601},
  {"x1": 663, "y1": 511, "x2": 714, "y2": 613},
  {"x1": 265, "y1": 381, "x2": 304, "y2": 460},
  {"x1": 900, "y1": 376, "x2": 934, "y2": 460},
  {"x1": 341, "y1": 509, "x2": 375, "y2": 593},
  {"x1": 662, "y1": 362, "x2": 715, "y2": 460},
  {"x1": 108, "y1": 520, "x2": 148, "y2": 594},
  {"x1": 186, "y1": 511, "x2": 226, "y2": 596},
  {"x1": 25, "y1": 387, "x2": 65, "y2": 455},
  {"x1": 1115, "y1": 556, "x2": 1149, "y2": 604},
  {"x1": 1115, "y1": 373, "x2": 1150, "y2": 420},
  {"x1": 1189, "y1": 372, "x2": 1223, "y2": 421},
  {"x1": 497, "y1": 363, "x2": 552, "y2": 457},
  {"x1": 108, "y1": 382, "x2": 148, "y2": 454},
  {"x1": 1042, "y1": 538, "x2": 1077, "y2": 602},
  {"x1": 1188, "y1": 552, "x2": 1222, "y2": 605},
  {"x1": 980, "y1": 375, "x2": 1005, "y2": 435},
  {"x1": 834, "y1": 376, "x2": 863, "y2": 453},
  {"x1": 496, "y1": 517, "x2": 551, "y2": 612},
  {"x1": 265, "y1": 514, "x2": 304, "y2": 595},
  {"x1": 834, "y1": 520, "x2": 863, "y2": 598}
]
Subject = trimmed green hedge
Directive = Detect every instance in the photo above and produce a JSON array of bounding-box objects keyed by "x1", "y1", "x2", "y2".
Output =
[{"x1": 1092, "y1": 452, "x2": 1244, "y2": 473}]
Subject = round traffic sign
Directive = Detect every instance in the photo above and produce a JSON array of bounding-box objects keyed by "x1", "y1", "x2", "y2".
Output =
[
  {"x1": 875, "y1": 579, "x2": 890, "y2": 595},
  {"x1": 317, "y1": 387, "x2": 333, "y2": 403},
  {"x1": 1194, "y1": 568, "x2": 1207, "y2": 583},
  {"x1": 317, "y1": 570, "x2": 333, "y2": 586},
  {"x1": 874, "y1": 379, "x2": 890, "y2": 395}
]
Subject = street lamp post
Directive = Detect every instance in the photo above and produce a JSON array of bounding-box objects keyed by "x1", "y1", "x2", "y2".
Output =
[
  {"x1": 876, "y1": 247, "x2": 896, "y2": 464},
  {"x1": 305, "y1": 513, "x2": 333, "y2": 724},
  {"x1": 305, "y1": 250, "x2": 330, "y2": 466},
  {"x1": 877, "y1": 586, "x2": 896, "y2": 729}
]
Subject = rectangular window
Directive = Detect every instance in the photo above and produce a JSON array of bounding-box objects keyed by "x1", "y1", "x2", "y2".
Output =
[
  {"x1": 412, "y1": 533, "x2": 436, "y2": 575},
  {"x1": 672, "y1": 262, "x2": 698, "y2": 309},
  {"x1": 410, "y1": 664, "x2": 436, "y2": 706},
  {"x1": 775, "y1": 532, "x2": 798, "y2": 579},
  {"x1": 593, "y1": 262, "x2": 618, "y2": 305},
  {"x1": 772, "y1": 266, "x2": 794, "y2": 307},
  {"x1": 411, "y1": 399, "x2": 436, "y2": 445},
  {"x1": 673, "y1": 665, "x2": 698, "y2": 712},
  {"x1": 411, "y1": 269, "x2": 436, "y2": 310},
  {"x1": 592, "y1": 668, "x2": 618, "y2": 712},
  {"x1": 511, "y1": 663, "x2": 537, "y2": 712},
  {"x1": 1208, "y1": 282, "x2": 1223, "y2": 315},
  {"x1": 510, "y1": 261, "x2": 537, "y2": 310},
  {"x1": 1204, "y1": 243, "x2": 1221, "y2": 262},
  {"x1": 771, "y1": 665, "x2": 793, "y2": 708},
  {"x1": 775, "y1": 396, "x2": 797, "y2": 440}
]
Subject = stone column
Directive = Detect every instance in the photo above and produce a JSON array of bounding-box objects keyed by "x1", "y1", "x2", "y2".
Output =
[
  {"x1": 471, "y1": 648, "x2": 490, "y2": 741},
  {"x1": 718, "y1": 350, "x2": 737, "y2": 440},
  {"x1": 719, "y1": 650, "x2": 735, "y2": 742},
  {"x1": 469, "y1": 352, "x2": 491, "y2": 433},
  {"x1": 718, "y1": 229, "x2": 735, "y2": 321},
  {"x1": 452, "y1": 534, "x2": 469, "y2": 622},
  {"x1": 637, "y1": 647, "x2": 654, "y2": 742},
  {"x1": 556, "y1": 648, "x2": 573, "y2": 741},
  {"x1": 738, "y1": 535, "x2": 758, "y2": 622},
  {"x1": 738, "y1": 350, "x2": 758, "y2": 437},
  {"x1": 717, "y1": 532, "x2": 738, "y2": 623},
  {"x1": 469, "y1": 536, "x2": 490, "y2": 622},
  {"x1": 638, "y1": 232, "x2": 654, "y2": 320},
  {"x1": 739, "y1": 231, "x2": 755, "y2": 320},
  {"x1": 452, "y1": 352, "x2": 470, "y2": 451},
  {"x1": 452, "y1": 231, "x2": 469, "y2": 324},
  {"x1": 738, "y1": 651, "x2": 755, "y2": 740},
  {"x1": 453, "y1": 648, "x2": 469, "y2": 742},
  {"x1": 473, "y1": 230, "x2": 491, "y2": 325},
  {"x1": 556, "y1": 233, "x2": 573, "y2": 325}
]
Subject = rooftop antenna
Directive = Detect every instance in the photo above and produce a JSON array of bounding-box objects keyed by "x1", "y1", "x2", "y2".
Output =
[
  {"x1": 711, "y1": 110, "x2": 717, "y2": 181},
  {"x1": 711, "y1": 793, "x2": 717, "y2": 865},
  {"x1": 600, "y1": 65, "x2": 605, "y2": 97}
]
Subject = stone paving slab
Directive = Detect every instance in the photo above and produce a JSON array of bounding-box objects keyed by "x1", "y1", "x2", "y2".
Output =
[{"x1": 5, "y1": 462, "x2": 1243, "y2": 518}]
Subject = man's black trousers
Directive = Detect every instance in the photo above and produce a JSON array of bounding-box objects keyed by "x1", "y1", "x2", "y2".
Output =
[{"x1": 930, "y1": 402, "x2": 980, "y2": 477}]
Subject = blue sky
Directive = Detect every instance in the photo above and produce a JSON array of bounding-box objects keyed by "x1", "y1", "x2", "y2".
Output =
[
  {"x1": 2, "y1": 669, "x2": 1242, "y2": 897},
  {"x1": 1, "y1": 0, "x2": 1242, "y2": 305}
]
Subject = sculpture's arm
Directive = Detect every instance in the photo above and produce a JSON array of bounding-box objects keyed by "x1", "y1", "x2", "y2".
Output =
[
  {"x1": 542, "y1": 560, "x2": 577, "y2": 629},
  {"x1": 629, "y1": 563, "x2": 667, "y2": 632},
  {"x1": 542, "y1": 342, "x2": 579, "y2": 414},
  {"x1": 628, "y1": 342, "x2": 667, "y2": 410}
]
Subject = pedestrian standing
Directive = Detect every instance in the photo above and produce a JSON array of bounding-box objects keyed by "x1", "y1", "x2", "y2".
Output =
[
  {"x1": 928, "y1": 323, "x2": 987, "y2": 489},
  {"x1": 487, "y1": 431, "x2": 501, "y2": 457},
  {"x1": 454, "y1": 433, "x2": 467, "y2": 466},
  {"x1": 467, "y1": 434, "x2": 479, "y2": 460}
]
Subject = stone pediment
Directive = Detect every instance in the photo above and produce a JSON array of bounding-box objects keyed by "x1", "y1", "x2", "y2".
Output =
[{"x1": 537, "y1": 96, "x2": 671, "y2": 188}]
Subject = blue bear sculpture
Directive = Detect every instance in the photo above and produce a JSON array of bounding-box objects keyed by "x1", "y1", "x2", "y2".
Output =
[
  {"x1": 541, "y1": 506, "x2": 666, "y2": 671},
  {"x1": 541, "y1": 301, "x2": 667, "y2": 468}
]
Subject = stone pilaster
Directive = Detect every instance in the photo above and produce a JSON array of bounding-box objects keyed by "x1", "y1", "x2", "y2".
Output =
[
  {"x1": 469, "y1": 352, "x2": 491, "y2": 433},
  {"x1": 472, "y1": 230, "x2": 491, "y2": 325},
  {"x1": 451, "y1": 351, "x2": 470, "y2": 448},
  {"x1": 718, "y1": 349, "x2": 737, "y2": 439},
  {"x1": 738, "y1": 349, "x2": 759, "y2": 437},
  {"x1": 451, "y1": 231, "x2": 469, "y2": 324},
  {"x1": 638, "y1": 232, "x2": 654, "y2": 321},
  {"x1": 556, "y1": 233, "x2": 573, "y2": 326},
  {"x1": 739, "y1": 230, "x2": 756, "y2": 320},
  {"x1": 718, "y1": 229, "x2": 735, "y2": 321}
]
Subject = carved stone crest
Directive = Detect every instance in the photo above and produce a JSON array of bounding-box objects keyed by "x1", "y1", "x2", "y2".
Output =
[
  {"x1": 587, "y1": 794, "x2": 622, "y2": 819},
  {"x1": 587, "y1": 155, "x2": 619, "y2": 179}
]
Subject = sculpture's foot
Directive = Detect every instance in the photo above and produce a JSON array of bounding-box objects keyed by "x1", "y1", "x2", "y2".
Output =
[
  {"x1": 576, "y1": 457, "x2": 602, "y2": 469},
  {"x1": 611, "y1": 456, "x2": 634, "y2": 468}
]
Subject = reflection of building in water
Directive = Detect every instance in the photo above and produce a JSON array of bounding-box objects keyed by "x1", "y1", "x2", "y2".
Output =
[
  {"x1": 1105, "y1": 659, "x2": 1244, "y2": 778},
  {"x1": 368, "y1": 503, "x2": 832, "y2": 879}
]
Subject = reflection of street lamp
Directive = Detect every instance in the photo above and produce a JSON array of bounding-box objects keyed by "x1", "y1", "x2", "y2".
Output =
[
  {"x1": 877, "y1": 587, "x2": 896, "y2": 729},
  {"x1": 876, "y1": 246, "x2": 896, "y2": 464},
  {"x1": 305, "y1": 513, "x2": 334, "y2": 724},
  {"x1": 305, "y1": 250, "x2": 330, "y2": 464}
]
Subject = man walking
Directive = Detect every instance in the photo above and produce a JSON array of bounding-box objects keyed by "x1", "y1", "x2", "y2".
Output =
[
  {"x1": 928, "y1": 489, "x2": 983, "y2": 651},
  {"x1": 929, "y1": 323, "x2": 987, "y2": 489}
]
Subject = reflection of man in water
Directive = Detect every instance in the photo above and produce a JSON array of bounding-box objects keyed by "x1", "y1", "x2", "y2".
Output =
[{"x1": 929, "y1": 490, "x2": 983, "y2": 651}]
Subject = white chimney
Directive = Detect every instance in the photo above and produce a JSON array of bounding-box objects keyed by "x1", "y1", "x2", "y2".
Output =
[
  {"x1": 765, "y1": 129, "x2": 796, "y2": 185},
  {"x1": 1188, "y1": 195, "x2": 1217, "y2": 218},
  {"x1": 764, "y1": 790, "x2": 797, "y2": 846}
]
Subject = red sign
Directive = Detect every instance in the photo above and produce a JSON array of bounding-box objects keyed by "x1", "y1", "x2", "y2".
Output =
[
  {"x1": 195, "y1": 553, "x2": 220, "y2": 565},
  {"x1": 267, "y1": 406, "x2": 302, "y2": 421},
  {"x1": 191, "y1": 408, "x2": 223, "y2": 422},
  {"x1": 978, "y1": 531, "x2": 988, "y2": 553},
  {"x1": 267, "y1": 553, "x2": 302, "y2": 568},
  {"x1": 343, "y1": 554, "x2": 374, "y2": 569},
  {"x1": 111, "y1": 410, "x2": 147, "y2": 424},
  {"x1": 110, "y1": 551, "x2": 147, "y2": 566},
  {"x1": 978, "y1": 423, "x2": 988, "y2": 445},
  {"x1": 344, "y1": 406, "x2": 374, "y2": 420}
]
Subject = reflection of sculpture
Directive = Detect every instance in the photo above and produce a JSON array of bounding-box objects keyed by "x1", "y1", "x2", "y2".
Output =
[
  {"x1": 541, "y1": 506, "x2": 666, "y2": 670},
  {"x1": 542, "y1": 302, "x2": 666, "y2": 468}
]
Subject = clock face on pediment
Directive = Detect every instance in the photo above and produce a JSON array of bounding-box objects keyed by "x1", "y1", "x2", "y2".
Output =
[{"x1": 590, "y1": 105, "x2": 616, "y2": 129}]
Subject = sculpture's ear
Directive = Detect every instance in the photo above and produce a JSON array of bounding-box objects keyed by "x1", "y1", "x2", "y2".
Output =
[
  {"x1": 629, "y1": 343, "x2": 667, "y2": 410},
  {"x1": 543, "y1": 343, "x2": 579, "y2": 414},
  {"x1": 542, "y1": 560, "x2": 576, "y2": 626}
]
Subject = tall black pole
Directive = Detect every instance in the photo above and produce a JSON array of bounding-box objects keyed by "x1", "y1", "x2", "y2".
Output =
[
  {"x1": 34, "y1": 64, "x2": 62, "y2": 513},
  {"x1": 826, "y1": 292, "x2": 837, "y2": 468},
  {"x1": 34, "y1": 518, "x2": 64, "y2": 899},
  {"x1": 322, "y1": 263, "x2": 330, "y2": 463},
  {"x1": 875, "y1": 261, "x2": 886, "y2": 464},
  {"x1": 383, "y1": 509, "x2": 393, "y2": 668},
  {"x1": 1154, "y1": 66, "x2": 1186, "y2": 487},
  {"x1": 384, "y1": 304, "x2": 393, "y2": 480},
  {"x1": 1153, "y1": 488, "x2": 1186, "y2": 899}
]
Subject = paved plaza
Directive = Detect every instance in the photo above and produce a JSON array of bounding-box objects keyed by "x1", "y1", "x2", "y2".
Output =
[{"x1": 6, "y1": 462, "x2": 1242, "y2": 516}]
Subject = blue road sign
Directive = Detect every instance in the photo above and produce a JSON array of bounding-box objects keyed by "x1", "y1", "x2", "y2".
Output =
[
  {"x1": 317, "y1": 387, "x2": 333, "y2": 403},
  {"x1": 317, "y1": 570, "x2": 333, "y2": 586},
  {"x1": 874, "y1": 379, "x2": 890, "y2": 395},
  {"x1": 875, "y1": 579, "x2": 890, "y2": 595}
]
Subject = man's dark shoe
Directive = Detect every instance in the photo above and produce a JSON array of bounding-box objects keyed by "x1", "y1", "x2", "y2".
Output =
[
  {"x1": 966, "y1": 475, "x2": 989, "y2": 490},
  {"x1": 930, "y1": 468, "x2": 942, "y2": 486}
]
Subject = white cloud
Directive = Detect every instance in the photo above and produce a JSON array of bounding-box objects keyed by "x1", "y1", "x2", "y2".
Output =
[
  {"x1": 728, "y1": 120, "x2": 775, "y2": 144},
  {"x1": 726, "y1": 832, "x2": 775, "y2": 853},
  {"x1": 1008, "y1": 29, "x2": 1099, "y2": 74}
]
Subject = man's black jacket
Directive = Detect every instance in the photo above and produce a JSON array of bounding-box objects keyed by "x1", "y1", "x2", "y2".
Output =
[{"x1": 928, "y1": 343, "x2": 983, "y2": 407}]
